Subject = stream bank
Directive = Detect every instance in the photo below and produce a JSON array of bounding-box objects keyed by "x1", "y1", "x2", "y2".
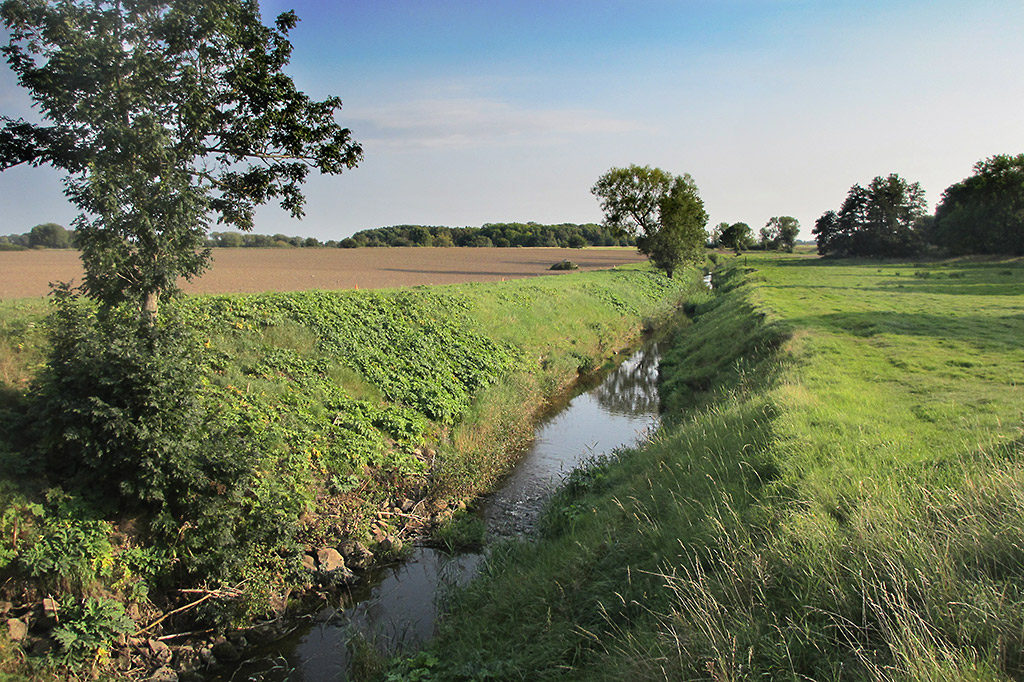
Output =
[{"x1": 220, "y1": 337, "x2": 665, "y2": 680}]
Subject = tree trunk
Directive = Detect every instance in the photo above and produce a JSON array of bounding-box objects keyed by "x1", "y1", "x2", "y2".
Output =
[{"x1": 142, "y1": 290, "x2": 159, "y2": 320}]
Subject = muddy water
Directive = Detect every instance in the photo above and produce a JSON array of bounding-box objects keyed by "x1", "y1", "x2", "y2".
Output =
[{"x1": 227, "y1": 342, "x2": 661, "y2": 680}]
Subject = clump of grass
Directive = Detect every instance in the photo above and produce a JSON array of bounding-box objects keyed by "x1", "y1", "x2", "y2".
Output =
[{"x1": 434, "y1": 510, "x2": 486, "y2": 552}]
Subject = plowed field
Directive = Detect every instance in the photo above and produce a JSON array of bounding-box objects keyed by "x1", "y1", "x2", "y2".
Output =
[{"x1": 0, "y1": 247, "x2": 647, "y2": 299}]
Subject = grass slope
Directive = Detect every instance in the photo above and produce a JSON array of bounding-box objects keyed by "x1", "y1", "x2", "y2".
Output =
[
  {"x1": 0, "y1": 264, "x2": 697, "y2": 676},
  {"x1": 409, "y1": 254, "x2": 1024, "y2": 680}
]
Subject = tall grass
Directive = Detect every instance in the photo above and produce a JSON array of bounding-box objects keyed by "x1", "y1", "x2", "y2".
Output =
[{"x1": 408, "y1": 254, "x2": 1024, "y2": 680}]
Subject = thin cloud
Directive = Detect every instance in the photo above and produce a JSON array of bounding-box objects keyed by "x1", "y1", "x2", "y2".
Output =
[{"x1": 349, "y1": 97, "x2": 644, "y2": 150}]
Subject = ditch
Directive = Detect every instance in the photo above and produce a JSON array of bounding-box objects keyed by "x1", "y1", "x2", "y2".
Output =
[{"x1": 222, "y1": 339, "x2": 663, "y2": 680}]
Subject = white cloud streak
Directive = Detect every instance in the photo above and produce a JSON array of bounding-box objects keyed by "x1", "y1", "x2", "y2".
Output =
[{"x1": 348, "y1": 97, "x2": 644, "y2": 150}]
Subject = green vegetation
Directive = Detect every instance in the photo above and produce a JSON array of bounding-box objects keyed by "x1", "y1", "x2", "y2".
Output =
[
  {"x1": 813, "y1": 173, "x2": 927, "y2": 257},
  {"x1": 718, "y1": 220, "x2": 754, "y2": 251},
  {"x1": 405, "y1": 253, "x2": 1024, "y2": 679},
  {"x1": 340, "y1": 222, "x2": 636, "y2": 249},
  {"x1": 759, "y1": 215, "x2": 800, "y2": 252},
  {"x1": 1, "y1": 0, "x2": 361, "y2": 316},
  {"x1": 0, "y1": 265, "x2": 695, "y2": 673},
  {"x1": 591, "y1": 165, "x2": 708, "y2": 277},
  {"x1": 549, "y1": 260, "x2": 579, "y2": 271},
  {"x1": 934, "y1": 153, "x2": 1024, "y2": 255},
  {"x1": 1, "y1": 224, "x2": 71, "y2": 251}
]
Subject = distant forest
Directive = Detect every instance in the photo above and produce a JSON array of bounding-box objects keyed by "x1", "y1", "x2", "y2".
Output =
[
  {"x1": 338, "y1": 223, "x2": 636, "y2": 248},
  {"x1": 208, "y1": 222, "x2": 636, "y2": 248},
  {"x1": 2, "y1": 221, "x2": 634, "y2": 251}
]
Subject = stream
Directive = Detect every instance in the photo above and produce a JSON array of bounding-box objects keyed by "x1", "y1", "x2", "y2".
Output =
[{"x1": 224, "y1": 341, "x2": 662, "y2": 680}]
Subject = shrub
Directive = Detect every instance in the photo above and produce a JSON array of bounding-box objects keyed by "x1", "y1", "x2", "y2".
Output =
[
  {"x1": 28, "y1": 289, "x2": 300, "y2": 586},
  {"x1": 31, "y1": 288, "x2": 208, "y2": 506},
  {"x1": 549, "y1": 260, "x2": 579, "y2": 271},
  {"x1": 52, "y1": 596, "x2": 133, "y2": 665}
]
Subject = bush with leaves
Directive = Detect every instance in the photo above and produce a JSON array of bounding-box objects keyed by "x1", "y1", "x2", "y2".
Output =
[
  {"x1": 52, "y1": 596, "x2": 133, "y2": 666},
  {"x1": 29, "y1": 290, "x2": 302, "y2": 589},
  {"x1": 31, "y1": 287, "x2": 208, "y2": 506}
]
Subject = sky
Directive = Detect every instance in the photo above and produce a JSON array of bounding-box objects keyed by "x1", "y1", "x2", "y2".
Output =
[{"x1": 1, "y1": 0, "x2": 1023, "y2": 241}]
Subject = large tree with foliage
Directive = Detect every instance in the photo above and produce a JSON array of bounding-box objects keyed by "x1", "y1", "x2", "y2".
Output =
[
  {"x1": 932, "y1": 154, "x2": 1024, "y2": 255},
  {"x1": 813, "y1": 174, "x2": 926, "y2": 257},
  {"x1": 760, "y1": 216, "x2": 800, "y2": 251},
  {"x1": 591, "y1": 165, "x2": 707, "y2": 277},
  {"x1": 719, "y1": 222, "x2": 753, "y2": 252},
  {"x1": 0, "y1": 0, "x2": 362, "y2": 315},
  {"x1": 27, "y1": 221, "x2": 71, "y2": 248}
]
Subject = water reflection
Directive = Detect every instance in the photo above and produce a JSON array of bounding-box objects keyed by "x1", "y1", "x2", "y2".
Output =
[{"x1": 591, "y1": 342, "x2": 660, "y2": 415}]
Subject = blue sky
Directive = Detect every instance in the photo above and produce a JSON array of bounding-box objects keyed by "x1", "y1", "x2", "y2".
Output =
[{"x1": 2, "y1": 0, "x2": 1023, "y2": 240}]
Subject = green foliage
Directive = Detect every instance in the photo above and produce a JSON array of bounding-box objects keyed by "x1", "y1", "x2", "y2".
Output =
[
  {"x1": 31, "y1": 288, "x2": 207, "y2": 506},
  {"x1": 8, "y1": 490, "x2": 168, "y2": 600},
  {"x1": 933, "y1": 153, "x2": 1024, "y2": 255},
  {"x1": 539, "y1": 454, "x2": 619, "y2": 538},
  {"x1": 434, "y1": 510, "x2": 486, "y2": 552},
  {"x1": 759, "y1": 216, "x2": 800, "y2": 251},
  {"x1": 51, "y1": 597, "x2": 133, "y2": 665},
  {"x1": 186, "y1": 288, "x2": 520, "y2": 425},
  {"x1": 643, "y1": 175, "x2": 708, "y2": 277},
  {"x1": 346, "y1": 222, "x2": 635, "y2": 248},
  {"x1": 591, "y1": 165, "x2": 675, "y2": 237},
  {"x1": 26, "y1": 223, "x2": 70, "y2": 249},
  {"x1": 719, "y1": 221, "x2": 754, "y2": 251},
  {"x1": 592, "y1": 165, "x2": 708, "y2": 277},
  {"x1": 19, "y1": 514, "x2": 111, "y2": 587},
  {"x1": 549, "y1": 259, "x2": 579, "y2": 270},
  {"x1": 814, "y1": 173, "x2": 927, "y2": 256},
  {"x1": 0, "y1": 493, "x2": 42, "y2": 569},
  {"x1": 0, "y1": 0, "x2": 361, "y2": 313},
  {"x1": 27, "y1": 289, "x2": 304, "y2": 585}
]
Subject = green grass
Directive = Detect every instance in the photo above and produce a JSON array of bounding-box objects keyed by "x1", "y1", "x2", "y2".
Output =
[
  {"x1": 0, "y1": 264, "x2": 701, "y2": 672},
  {"x1": 407, "y1": 253, "x2": 1024, "y2": 680}
]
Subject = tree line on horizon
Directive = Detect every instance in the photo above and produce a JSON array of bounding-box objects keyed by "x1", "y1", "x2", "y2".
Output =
[
  {"x1": 9, "y1": 150, "x2": 1021, "y2": 260},
  {"x1": 1, "y1": 221, "x2": 636, "y2": 252},
  {"x1": 341, "y1": 222, "x2": 635, "y2": 248}
]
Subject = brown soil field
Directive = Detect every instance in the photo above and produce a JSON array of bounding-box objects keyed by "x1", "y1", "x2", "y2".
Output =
[{"x1": 0, "y1": 247, "x2": 648, "y2": 300}]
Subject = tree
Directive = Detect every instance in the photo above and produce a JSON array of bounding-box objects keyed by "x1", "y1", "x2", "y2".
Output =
[
  {"x1": 213, "y1": 231, "x2": 244, "y2": 248},
  {"x1": 760, "y1": 216, "x2": 800, "y2": 252},
  {"x1": 642, "y1": 175, "x2": 709, "y2": 277},
  {"x1": 933, "y1": 154, "x2": 1024, "y2": 255},
  {"x1": 708, "y1": 222, "x2": 729, "y2": 248},
  {"x1": 591, "y1": 165, "x2": 674, "y2": 234},
  {"x1": 719, "y1": 222, "x2": 753, "y2": 252},
  {"x1": 812, "y1": 210, "x2": 840, "y2": 255},
  {"x1": 813, "y1": 174, "x2": 926, "y2": 257},
  {"x1": 591, "y1": 165, "x2": 707, "y2": 277},
  {"x1": 0, "y1": 0, "x2": 362, "y2": 316},
  {"x1": 28, "y1": 222, "x2": 70, "y2": 248}
]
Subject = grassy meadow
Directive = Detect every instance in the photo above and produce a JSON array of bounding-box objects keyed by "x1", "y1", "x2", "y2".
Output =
[{"x1": 404, "y1": 253, "x2": 1024, "y2": 680}]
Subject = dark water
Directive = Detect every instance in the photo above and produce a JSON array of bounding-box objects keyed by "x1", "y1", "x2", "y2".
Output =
[{"x1": 226, "y1": 342, "x2": 661, "y2": 680}]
